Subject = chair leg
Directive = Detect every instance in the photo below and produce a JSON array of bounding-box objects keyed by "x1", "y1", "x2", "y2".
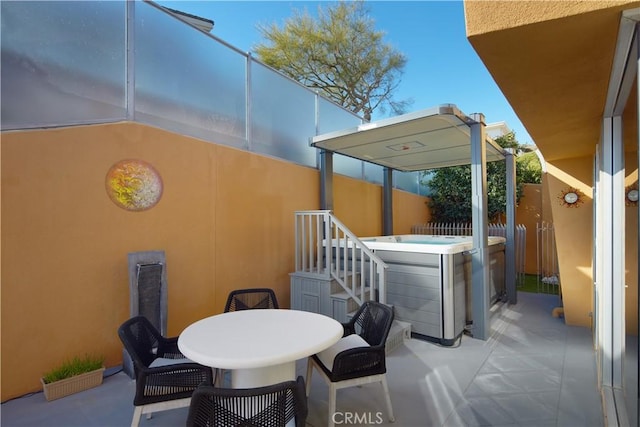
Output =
[
  {"x1": 328, "y1": 383, "x2": 337, "y2": 427},
  {"x1": 131, "y1": 406, "x2": 142, "y2": 427},
  {"x1": 305, "y1": 357, "x2": 313, "y2": 397},
  {"x1": 380, "y1": 375, "x2": 395, "y2": 422}
]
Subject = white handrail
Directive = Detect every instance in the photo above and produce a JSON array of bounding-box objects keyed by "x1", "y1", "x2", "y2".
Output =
[{"x1": 294, "y1": 210, "x2": 387, "y2": 305}]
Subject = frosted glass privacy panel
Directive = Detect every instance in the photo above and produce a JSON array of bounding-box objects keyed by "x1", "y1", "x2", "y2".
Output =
[
  {"x1": 250, "y1": 61, "x2": 316, "y2": 167},
  {"x1": 334, "y1": 156, "x2": 365, "y2": 181},
  {"x1": 364, "y1": 163, "x2": 384, "y2": 185},
  {"x1": 394, "y1": 170, "x2": 420, "y2": 193},
  {"x1": 318, "y1": 98, "x2": 364, "y2": 175},
  {"x1": 317, "y1": 98, "x2": 362, "y2": 135},
  {"x1": 1, "y1": 1, "x2": 126, "y2": 130},
  {"x1": 134, "y1": 3, "x2": 246, "y2": 148}
]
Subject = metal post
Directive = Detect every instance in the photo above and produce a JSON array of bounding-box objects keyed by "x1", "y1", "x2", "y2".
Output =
[
  {"x1": 600, "y1": 116, "x2": 625, "y2": 390},
  {"x1": 383, "y1": 167, "x2": 393, "y2": 235},
  {"x1": 245, "y1": 53, "x2": 252, "y2": 151},
  {"x1": 470, "y1": 113, "x2": 489, "y2": 340},
  {"x1": 505, "y1": 148, "x2": 517, "y2": 304},
  {"x1": 320, "y1": 150, "x2": 334, "y2": 211}
]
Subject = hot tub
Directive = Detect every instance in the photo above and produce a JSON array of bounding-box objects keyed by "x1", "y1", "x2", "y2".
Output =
[{"x1": 360, "y1": 234, "x2": 506, "y2": 345}]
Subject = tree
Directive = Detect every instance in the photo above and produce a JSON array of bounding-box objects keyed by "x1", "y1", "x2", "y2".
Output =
[
  {"x1": 517, "y1": 151, "x2": 542, "y2": 185},
  {"x1": 253, "y1": 1, "x2": 411, "y2": 120},
  {"x1": 423, "y1": 132, "x2": 542, "y2": 223}
]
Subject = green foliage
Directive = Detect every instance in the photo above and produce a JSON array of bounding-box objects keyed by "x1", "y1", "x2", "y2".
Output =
[
  {"x1": 42, "y1": 354, "x2": 104, "y2": 384},
  {"x1": 254, "y1": 1, "x2": 411, "y2": 120},
  {"x1": 518, "y1": 274, "x2": 558, "y2": 295},
  {"x1": 517, "y1": 151, "x2": 542, "y2": 184},
  {"x1": 424, "y1": 132, "x2": 542, "y2": 223}
]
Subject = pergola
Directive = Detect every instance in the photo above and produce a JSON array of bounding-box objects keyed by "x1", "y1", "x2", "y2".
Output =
[{"x1": 311, "y1": 104, "x2": 516, "y2": 340}]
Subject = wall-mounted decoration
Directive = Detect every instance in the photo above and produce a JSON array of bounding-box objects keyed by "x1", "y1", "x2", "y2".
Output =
[
  {"x1": 106, "y1": 159, "x2": 163, "y2": 211},
  {"x1": 558, "y1": 187, "x2": 584, "y2": 208},
  {"x1": 626, "y1": 183, "x2": 638, "y2": 207}
]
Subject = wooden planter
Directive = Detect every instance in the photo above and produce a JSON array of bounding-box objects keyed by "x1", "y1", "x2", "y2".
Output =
[{"x1": 41, "y1": 367, "x2": 105, "y2": 401}]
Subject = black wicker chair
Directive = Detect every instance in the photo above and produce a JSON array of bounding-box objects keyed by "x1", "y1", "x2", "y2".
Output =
[
  {"x1": 306, "y1": 301, "x2": 395, "y2": 427},
  {"x1": 118, "y1": 316, "x2": 214, "y2": 427},
  {"x1": 223, "y1": 288, "x2": 279, "y2": 312},
  {"x1": 186, "y1": 376, "x2": 308, "y2": 427}
]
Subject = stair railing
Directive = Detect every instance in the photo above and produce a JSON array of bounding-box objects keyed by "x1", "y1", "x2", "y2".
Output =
[{"x1": 294, "y1": 210, "x2": 387, "y2": 305}]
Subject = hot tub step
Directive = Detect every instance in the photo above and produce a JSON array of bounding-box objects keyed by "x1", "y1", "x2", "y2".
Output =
[{"x1": 330, "y1": 291, "x2": 364, "y2": 323}]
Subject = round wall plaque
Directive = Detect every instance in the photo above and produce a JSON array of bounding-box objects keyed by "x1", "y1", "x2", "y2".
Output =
[{"x1": 105, "y1": 159, "x2": 163, "y2": 211}]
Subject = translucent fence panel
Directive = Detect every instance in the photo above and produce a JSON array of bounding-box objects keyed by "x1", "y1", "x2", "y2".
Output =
[
  {"x1": 1, "y1": 0, "x2": 429, "y2": 198},
  {"x1": 333, "y1": 156, "x2": 363, "y2": 180},
  {"x1": 1, "y1": 1, "x2": 126, "y2": 129},
  {"x1": 250, "y1": 61, "x2": 316, "y2": 167},
  {"x1": 393, "y1": 170, "x2": 419, "y2": 193},
  {"x1": 317, "y1": 98, "x2": 362, "y2": 135},
  {"x1": 317, "y1": 97, "x2": 366, "y2": 178},
  {"x1": 134, "y1": 2, "x2": 247, "y2": 148},
  {"x1": 364, "y1": 163, "x2": 384, "y2": 185}
]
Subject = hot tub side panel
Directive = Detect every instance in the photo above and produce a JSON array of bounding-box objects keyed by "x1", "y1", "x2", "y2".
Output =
[
  {"x1": 442, "y1": 252, "x2": 468, "y2": 344},
  {"x1": 376, "y1": 245, "x2": 504, "y2": 346},
  {"x1": 464, "y1": 243, "x2": 507, "y2": 325},
  {"x1": 382, "y1": 252, "x2": 442, "y2": 338}
]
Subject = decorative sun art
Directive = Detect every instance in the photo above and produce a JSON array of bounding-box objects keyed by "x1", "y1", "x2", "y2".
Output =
[
  {"x1": 558, "y1": 187, "x2": 584, "y2": 208},
  {"x1": 105, "y1": 159, "x2": 163, "y2": 211},
  {"x1": 626, "y1": 183, "x2": 639, "y2": 207}
]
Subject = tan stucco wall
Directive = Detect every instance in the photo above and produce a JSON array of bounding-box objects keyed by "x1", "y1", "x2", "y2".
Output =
[
  {"x1": 516, "y1": 184, "x2": 542, "y2": 274},
  {"x1": 540, "y1": 152, "x2": 637, "y2": 333},
  {"x1": 332, "y1": 175, "x2": 430, "y2": 237},
  {"x1": 465, "y1": 1, "x2": 640, "y2": 162},
  {"x1": 464, "y1": 1, "x2": 632, "y2": 36},
  {"x1": 1, "y1": 122, "x2": 429, "y2": 400},
  {"x1": 545, "y1": 157, "x2": 594, "y2": 327},
  {"x1": 393, "y1": 191, "x2": 431, "y2": 234}
]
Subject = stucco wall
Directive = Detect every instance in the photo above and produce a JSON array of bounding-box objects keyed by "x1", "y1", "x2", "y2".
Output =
[
  {"x1": 545, "y1": 157, "x2": 594, "y2": 327},
  {"x1": 540, "y1": 153, "x2": 638, "y2": 332},
  {"x1": 516, "y1": 183, "x2": 543, "y2": 274},
  {"x1": 464, "y1": 1, "x2": 631, "y2": 36},
  {"x1": 0, "y1": 122, "x2": 429, "y2": 400}
]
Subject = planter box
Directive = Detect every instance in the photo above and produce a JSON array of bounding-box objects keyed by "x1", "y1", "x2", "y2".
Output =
[{"x1": 41, "y1": 367, "x2": 105, "y2": 401}]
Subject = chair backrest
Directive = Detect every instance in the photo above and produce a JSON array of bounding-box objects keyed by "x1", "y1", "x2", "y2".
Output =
[
  {"x1": 186, "y1": 376, "x2": 308, "y2": 427},
  {"x1": 352, "y1": 301, "x2": 394, "y2": 346},
  {"x1": 224, "y1": 288, "x2": 279, "y2": 312},
  {"x1": 118, "y1": 315, "x2": 162, "y2": 370}
]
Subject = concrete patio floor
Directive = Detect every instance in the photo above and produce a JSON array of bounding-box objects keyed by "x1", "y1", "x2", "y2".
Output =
[{"x1": 1, "y1": 292, "x2": 604, "y2": 426}]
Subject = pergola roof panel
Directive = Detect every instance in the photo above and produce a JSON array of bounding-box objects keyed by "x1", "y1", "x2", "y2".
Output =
[{"x1": 311, "y1": 104, "x2": 506, "y2": 171}]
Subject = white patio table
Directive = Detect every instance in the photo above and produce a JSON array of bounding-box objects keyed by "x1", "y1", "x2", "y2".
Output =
[{"x1": 178, "y1": 309, "x2": 343, "y2": 388}]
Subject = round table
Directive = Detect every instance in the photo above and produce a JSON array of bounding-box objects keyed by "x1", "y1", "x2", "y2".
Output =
[{"x1": 178, "y1": 309, "x2": 343, "y2": 388}]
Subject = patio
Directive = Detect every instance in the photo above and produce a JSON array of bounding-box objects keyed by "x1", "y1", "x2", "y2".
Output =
[{"x1": 1, "y1": 292, "x2": 603, "y2": 427}]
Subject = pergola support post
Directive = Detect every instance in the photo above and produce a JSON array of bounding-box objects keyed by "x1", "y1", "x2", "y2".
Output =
[
  {"x1": 470, "y1": 113, "x2": 490, "y2": 340},
  {"x1": 320, "y1": 150, "x2": 334, "y2": 211},
  {"x1": 505, "y1": 148, "x2": 517, "y2": 304},
  {"x1": 383, "y1": 167, "x2": 393, "y2": 235}
]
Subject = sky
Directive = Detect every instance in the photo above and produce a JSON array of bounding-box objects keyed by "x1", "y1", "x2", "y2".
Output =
[{"x1": 155, "y1": 0, "x2": 533, "y2": 145}]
